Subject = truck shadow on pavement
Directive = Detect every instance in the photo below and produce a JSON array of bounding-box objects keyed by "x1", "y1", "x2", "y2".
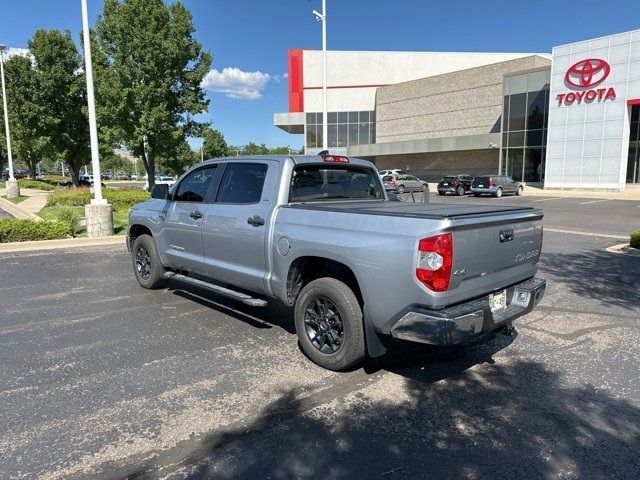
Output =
[
  {"x1": 540, "y1": 249, "x2": 640, "y2": 310},
  {"x1": 123, "y1": 334, "x2": 640, "y2": 479},
  {"x1": 170, "y1": 286, "x2": 297, "y2": 334}
]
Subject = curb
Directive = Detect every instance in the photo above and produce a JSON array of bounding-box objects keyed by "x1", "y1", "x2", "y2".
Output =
[
  {"x1": 605, "y1": 243, "x2": 640, "y2": 256},
  {"x1": 0, "y1": 235, "x2": 125, "y2": 253},
  {"x1": 0, "y1": 196, "x2": 42, "y2": 221}
]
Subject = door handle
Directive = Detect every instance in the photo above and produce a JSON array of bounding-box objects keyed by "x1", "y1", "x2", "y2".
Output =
[
  {"x1": 190, "y1": 210, "x2": 203, "y2": 220},
  {"x1": 247, "y1": 215, "x2": 265, "y2": 227}
]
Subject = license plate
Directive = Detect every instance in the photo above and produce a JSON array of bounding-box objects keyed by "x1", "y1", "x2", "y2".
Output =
[
  {"x1": 478, "y1": 184, "x2": 484, "y2": 187},
  {"x1": 489, "y1": 290, "x2": 507, "y2": 313},
  {"x1": 443, "y1": 183, "x2": 449, "y2": 186}
]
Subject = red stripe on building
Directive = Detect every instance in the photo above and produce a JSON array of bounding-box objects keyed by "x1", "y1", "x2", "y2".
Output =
[
  {"x1": 288, "y1": 49, "x2": 304, "y2": 112},
  {"x1": 628, "y1": 99, "x2": 640, "y2": 106}
]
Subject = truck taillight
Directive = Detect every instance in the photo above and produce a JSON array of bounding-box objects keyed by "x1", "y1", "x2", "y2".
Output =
[{"x1": 416, "y1": 233, "x2": 453, "y2": 292}]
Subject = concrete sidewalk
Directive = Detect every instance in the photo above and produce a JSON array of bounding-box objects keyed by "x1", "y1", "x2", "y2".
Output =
[{"x1": 0, "y1": 187, "x2": 51, "y2": 220}]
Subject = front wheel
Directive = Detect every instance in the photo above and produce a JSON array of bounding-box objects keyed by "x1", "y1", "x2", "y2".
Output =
[
  {"x1": 397, "y1": 185, "x2": 405, "y2": 194},
  {"x1": 132, "y1": 234, "x2": 167, "y2": 289},
  {"x1": 420, "y1": 184, "x2": 428, "y2": 192},
  {"x1": 516, "y1": 186, "x2": 523, "y2": 196},
  {"x1": 294, "y1": 277, "x2": 365, "y2": 371},
  {"x1": 495, "y1": 187, "x2": 503, "y2": 198}
]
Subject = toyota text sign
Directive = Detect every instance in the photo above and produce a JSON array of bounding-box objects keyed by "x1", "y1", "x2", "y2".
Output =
[{"x1": 556, "y1": 58, "x2": 616, "y2": 106}]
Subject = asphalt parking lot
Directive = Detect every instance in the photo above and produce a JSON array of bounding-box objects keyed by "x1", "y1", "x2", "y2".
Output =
[{"x1": 0, "y1": 197, "x2": 639, "y2": 479}]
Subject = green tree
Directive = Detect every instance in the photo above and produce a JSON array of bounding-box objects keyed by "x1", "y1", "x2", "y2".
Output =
[
  {"x1": 93, "y1": 0, "x2": 211, "y2": 190},
  {"x1": 242, "y1": 142, "x2": 270, "y2": 155},
  {"x1": 202, "y1": 126, "x2": 231, "y2": 159},
  {"x1": 29, "y1": 29, "x2": 90, "y2": 185},
  {"x1": 156, "y1": 131, "x2": 198, "y2": 176},
  {"x1": 2, "y1": 55, "x2": 53, "y2": 178}
]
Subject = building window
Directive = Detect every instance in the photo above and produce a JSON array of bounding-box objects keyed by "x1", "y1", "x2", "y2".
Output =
[
  {"x1": 305, "y1": 111, "x2": 375, "y2": 150},
  {"x1": 502, "y1": 71, "x2": 550, "y2": 182}
]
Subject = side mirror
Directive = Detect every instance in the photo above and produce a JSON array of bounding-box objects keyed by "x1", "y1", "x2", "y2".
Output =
[{"x1": 151, "y1": 183, "x2": 170, "y2": 200}]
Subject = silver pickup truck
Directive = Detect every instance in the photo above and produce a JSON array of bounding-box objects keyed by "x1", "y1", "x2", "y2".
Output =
[{"x1": 127, "y1": 154, "x2": 545, "y2": 370}]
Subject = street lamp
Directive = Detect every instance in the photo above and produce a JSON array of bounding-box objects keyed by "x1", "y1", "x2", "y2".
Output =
[
  {"x1": 312, "y1": 0, "x2": 328, "y2": 151},
  {"x1": 0, "y1": 44, "x2": 20, "y2": 198},
  {"x1": 80, "y1": 0, "x2": 113, "y2": 236}
]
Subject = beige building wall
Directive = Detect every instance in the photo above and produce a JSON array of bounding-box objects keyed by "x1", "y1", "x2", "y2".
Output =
[
  {"x1": 375, "y1": 56, "x2": 551, "y2": 144},
  {"x1": 374, "y1": 149, "x2": 499, "y2": 182}
]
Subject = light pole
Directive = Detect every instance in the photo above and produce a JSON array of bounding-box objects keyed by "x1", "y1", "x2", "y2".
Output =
[
  {"x1": 312, "y1": 0, "x2": 327, "y2": 151},
  {"x1": 81, "y1": 0, "x2": 113, "y2": 236},
  {"x1": 0, "y1": 44, "x2": 19, "y2": 198}
]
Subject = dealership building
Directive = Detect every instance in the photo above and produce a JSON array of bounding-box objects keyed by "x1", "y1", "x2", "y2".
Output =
[{"x1": 274, "y1": 29, "x2": 640, "y2": 190}]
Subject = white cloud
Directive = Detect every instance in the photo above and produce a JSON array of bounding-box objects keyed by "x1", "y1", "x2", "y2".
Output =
[
  {"x1": 201, "y1": 67, "x2": 273, "y2": 100},
  {"x1": 5, "y1": 47, "x2": 31, "y2": 59}
]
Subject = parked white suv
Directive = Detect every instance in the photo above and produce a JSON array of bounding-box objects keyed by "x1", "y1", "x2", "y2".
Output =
[{"x1": 144, "y1": 175, "x2": 176, "y2": 191}]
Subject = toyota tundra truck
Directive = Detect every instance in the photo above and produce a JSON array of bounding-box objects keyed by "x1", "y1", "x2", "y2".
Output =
[{"x1": 127, "y1": 154, "x2": 545, "y2": 370}]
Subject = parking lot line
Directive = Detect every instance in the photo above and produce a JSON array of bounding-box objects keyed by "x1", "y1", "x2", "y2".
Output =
[
  {"x1": 579, "y1": 199, "x2": 609, "y2": 205},
  {"x1": 533, "y1": 197, "x2": 562, "y2": 202},
  {"x1": 544, "y1": 227, "x2": 627, "y2": 240}
]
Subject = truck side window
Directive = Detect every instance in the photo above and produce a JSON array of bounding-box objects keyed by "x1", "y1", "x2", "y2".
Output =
[
  {"x1": 216, "y1": 163, "x2": 268, "y2": 204},
  {"x1": 173, "y1": 166, "x2": 218, "y2": 203}
]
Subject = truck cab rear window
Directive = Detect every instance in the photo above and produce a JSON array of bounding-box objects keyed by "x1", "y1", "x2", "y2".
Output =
[{"x1": 290, "y1": 165, "x2": 384, "y2": 202}]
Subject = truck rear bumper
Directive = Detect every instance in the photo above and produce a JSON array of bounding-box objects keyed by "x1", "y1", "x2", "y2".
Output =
[{"x1": 389, "y1": 277, "x2": 545, "y2": 346}]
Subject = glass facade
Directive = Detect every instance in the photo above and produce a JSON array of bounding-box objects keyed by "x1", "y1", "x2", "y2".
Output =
[
  {"x1": 306, "y1": 111, "x2": 376, "y2": 150},
  {"x1": 627, "y1": 106, "x2": 640, "y2": 184},
  {"x1": 501, "y1": 70, "x2": 550, "y2": 182}
]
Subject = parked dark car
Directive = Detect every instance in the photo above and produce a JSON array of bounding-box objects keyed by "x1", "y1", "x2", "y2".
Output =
[
  {"x1": 2, "y1": 168, "x2": 29, "y2": 180},
  {"x1": 437, "y1": 174, "x2": 474, "y2": 196},
  {"x1": 58, "y1": 179, "x2": 107, "y2": 189},
  {"x1": 471, "y1": 175, "x2": 523, "y2": 197}
]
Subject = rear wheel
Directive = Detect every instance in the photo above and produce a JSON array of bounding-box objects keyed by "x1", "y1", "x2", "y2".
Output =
[
  {"x1": 438, "y1": 191, "x2": 445, "y2": 196},
  {"x1": 474, "y1": 193, "x2": 481, "y2": 197},
  {"x1": 132, "y1": 234, "x2": 167, "y2": 289},
  {"x1": 516, "y1": 185, "x2": 523, "y2": 196},
  {"x1": 294, "y1": 277, "x2": 365, "y2": 371},
  {"x1": 495, "y1": 187, "x2": 503, "y2": 198},
  {"x1": 456, "y1": 185, "x2": 465, "y2": 196}
]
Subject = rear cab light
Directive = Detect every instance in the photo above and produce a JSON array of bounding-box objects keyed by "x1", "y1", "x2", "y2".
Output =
[
  {"x1": 323, "y1": 156, "x2": 349, "y2": 163},
  {"x1": 416, "y1": 233, "x2": 453, "y2": 292}
]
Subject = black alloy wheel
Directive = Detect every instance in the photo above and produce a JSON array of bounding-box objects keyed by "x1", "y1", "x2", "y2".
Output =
[
  {"x1": 135, "y1": 245, "x2": 151, "y2": 280},
  {"x1": 304, "y1": 296, "x2": 344, "y2": 354}
]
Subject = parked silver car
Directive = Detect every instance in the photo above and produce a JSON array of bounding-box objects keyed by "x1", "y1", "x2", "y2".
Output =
[
  {"x1": 382, "y1": 174, "x2": 428, "y2": 193},
  {"x1": 471, "y1": 175, "x2": 524, "y2": 197}
]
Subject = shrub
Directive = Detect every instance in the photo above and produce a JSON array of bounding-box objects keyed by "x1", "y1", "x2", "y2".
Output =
[
  {"x1": 0, "y1": 219, "x2": 72, "y2": 243},
  {"x1": 631, "y1": 230, "x2": 640, "y2": 249},
  {"x1": 18, "y1": 179, "x2": 56, "y2": 191},
  {"x1": 47, "y1": 187, "x2": 149, "y2": 209},
  {"x1": 56, "y1": 207, "x2": 83, "y2": 236}
]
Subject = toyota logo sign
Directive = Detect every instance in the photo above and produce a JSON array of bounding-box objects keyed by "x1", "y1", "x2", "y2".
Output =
[
  {"x1": 556, "y1": 58, "x2": 616, "y2": 106},
  {"x1": 565, "y1": 58, "x2": 611, "y2": 88}
]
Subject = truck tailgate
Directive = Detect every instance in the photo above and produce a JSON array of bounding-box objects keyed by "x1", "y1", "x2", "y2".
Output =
[{"x1": 446, "y1": 209, "x2": 543, "y2": 306}]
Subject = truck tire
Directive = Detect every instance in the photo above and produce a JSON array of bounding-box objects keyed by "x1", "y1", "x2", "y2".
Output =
[
  {"x1": 294, "y1": 277, "x2": 365, "y2": 371},
  {"x1": 132, "y1": 234, "x2": 167, "y2": 289}
]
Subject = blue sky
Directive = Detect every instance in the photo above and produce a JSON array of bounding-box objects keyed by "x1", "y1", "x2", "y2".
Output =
[{"x1": 2, "y1": 0, "x2": 639, "y2": 150}]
